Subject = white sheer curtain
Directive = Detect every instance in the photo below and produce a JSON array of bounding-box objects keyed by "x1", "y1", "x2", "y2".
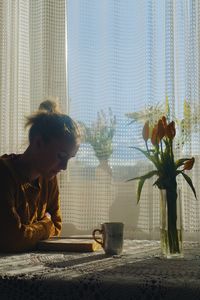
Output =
[
  {"x1": 0, "y1": 0, "x2": 67, "y2": 155},
  {"x1": 65, "y1": 0, "x2": 200, "y2": 241},
  {"x1": 1, "y1": 0, "x2": 200, "y2": 241}
]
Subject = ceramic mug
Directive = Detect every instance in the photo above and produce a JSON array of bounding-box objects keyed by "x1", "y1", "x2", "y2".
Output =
[{"x1": 92, "y1": 222, "x2": 124, "y2": 255}]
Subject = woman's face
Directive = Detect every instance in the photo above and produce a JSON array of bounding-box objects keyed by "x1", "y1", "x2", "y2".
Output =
[{"x1": 35, "y1": 136, "x2": 79, "y2": 179}]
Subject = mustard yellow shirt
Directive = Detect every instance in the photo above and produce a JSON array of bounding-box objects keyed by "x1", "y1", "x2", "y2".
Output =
[{"x1": 0, "y1": 154, "x2": 62, "y2": 253}]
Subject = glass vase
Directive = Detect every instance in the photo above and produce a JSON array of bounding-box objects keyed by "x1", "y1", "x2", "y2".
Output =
[
  {"x1": 95, "y1": 159, "x2": 112, "y2": 178},
  {"x1": 160, "y1": 189, "x2": 183, "y2": 258}
]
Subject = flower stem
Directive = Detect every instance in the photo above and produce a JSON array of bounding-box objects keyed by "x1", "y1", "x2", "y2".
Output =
[{"x1": 166, "y1": 185, "x2": 180, "y2": 254}]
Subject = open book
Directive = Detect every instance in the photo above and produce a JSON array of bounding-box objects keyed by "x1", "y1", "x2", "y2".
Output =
[{"x1": 37, "y1": 236, "x2": 102, "y2": 252}]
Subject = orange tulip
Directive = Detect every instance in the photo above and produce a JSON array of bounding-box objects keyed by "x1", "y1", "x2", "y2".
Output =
[
  {"x1": 142, "y1": 121, "x2": 149, "y2": 141},
  {"x1": 183, "y1": 157, "x2": 195, "y2": 170},
  {"x1": 165, "y1": 121, "x2": 176, "y2": 139},
  {"x1": 157, "y1": 119, "x2": 165, "y2": 141},
  {"x1": 151, "y1": 125, "x2": 158, "y2": 145}
]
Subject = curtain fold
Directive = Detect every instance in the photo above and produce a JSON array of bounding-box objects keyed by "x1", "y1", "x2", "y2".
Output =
[
  {"x1": 29, "y1": 0, "x2": 67, "y2": 112},
  {"x1": 0, "y1": 0, "x2": 30, "y2": 153},
  {"x1": 0, "y1": 0, "x2": 67, "y2": 155}
]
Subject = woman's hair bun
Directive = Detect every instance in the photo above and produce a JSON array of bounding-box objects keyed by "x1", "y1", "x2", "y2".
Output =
[
  {"x1": 26, "y1": 97, "x2": 80, "y2": 144},
  {"x1": 38, "y1": 99, "x2": 61, "y2": 113}
]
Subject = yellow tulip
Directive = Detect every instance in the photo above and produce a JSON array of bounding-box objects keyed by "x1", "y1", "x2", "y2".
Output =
[{"x1": 165, "y1": 96, "x2": 170, "y2": 116}]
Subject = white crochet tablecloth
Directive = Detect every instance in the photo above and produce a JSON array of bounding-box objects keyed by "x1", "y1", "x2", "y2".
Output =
[{"x1": 0, "y1": 240, "x2": 200, "y2": 300}]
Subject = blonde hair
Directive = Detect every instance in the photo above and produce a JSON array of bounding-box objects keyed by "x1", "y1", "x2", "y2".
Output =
[
  {"x1": 38, "y1": 99, "x2": 61, "y2": 113},
  {"x1": 26, "y1": 101, "x2": 80, "y2": 144}
]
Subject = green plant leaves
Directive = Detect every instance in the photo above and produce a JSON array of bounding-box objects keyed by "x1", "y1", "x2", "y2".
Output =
[
  {"x1": 177, "y1": 170, "x2": 197, "y2": 199},
  {"x1": 128, "y1": 170, "x2": 159, "y2": 203},
  {"x1": 132, "y1": 147, "x2": 159, "y2": 169},
  {"x1": 127, "y1": 113, "x2": 197, "y2": 204}
]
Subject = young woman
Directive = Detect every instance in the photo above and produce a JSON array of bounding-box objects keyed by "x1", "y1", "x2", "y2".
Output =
[{"x1": 0, "y1": 102, "x2": 80, "y2": 252}]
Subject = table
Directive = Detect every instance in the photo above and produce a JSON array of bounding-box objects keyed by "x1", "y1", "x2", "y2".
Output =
[{"x1": 0, "y1": 240, "x2": 200, "y2": 300}]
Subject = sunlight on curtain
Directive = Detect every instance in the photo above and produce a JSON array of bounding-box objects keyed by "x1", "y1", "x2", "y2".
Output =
[
  {"x1": 65, "y1": 0, "x2": 200, "y2": 240},
  {"x1": 29, "y1": 0, "x2": 67, "y2": 112},
  {"x1": 0, "y1": 0, "x2": 67, "y2": 154},
  {"x1": 0, "y1": 0, "x2": 30, "y2": 154}
]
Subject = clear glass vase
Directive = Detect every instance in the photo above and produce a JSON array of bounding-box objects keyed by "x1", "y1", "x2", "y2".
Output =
[
  {"x1": 95, "y1": 159, "x2": 112, "y2": 178},
  {"x1": 160, "y1": 189, "x2": 183, "y2": 258}
]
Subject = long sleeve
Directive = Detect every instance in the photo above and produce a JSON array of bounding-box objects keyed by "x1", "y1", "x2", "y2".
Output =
[
  {"x1": 46, "y1": 177, "x2": 62, "y2": 236},
  {"x1": 0, "y1": 163, "x2": 55, "y2": 253}
]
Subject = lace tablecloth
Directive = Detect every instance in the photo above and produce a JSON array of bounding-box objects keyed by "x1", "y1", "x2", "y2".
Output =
[{"x1": 0, "y1": 240, "x2": 200, "y2": 300}]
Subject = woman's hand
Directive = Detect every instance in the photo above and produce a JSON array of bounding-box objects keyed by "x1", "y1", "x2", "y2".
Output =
[{"x1": 44, "y1": 212, "x2": 51, "y2": 220}]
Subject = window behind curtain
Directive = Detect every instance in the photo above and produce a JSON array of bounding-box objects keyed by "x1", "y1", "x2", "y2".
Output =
[{"x1": 61, "y1": 0, "x2": 200, "y2": 240}]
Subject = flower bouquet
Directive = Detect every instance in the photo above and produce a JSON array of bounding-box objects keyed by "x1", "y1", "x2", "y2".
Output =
[
  {"x1": 129, "y1": 116, "x2": 196, "y2": 257},
  {"x1": 80, "y1": 108, "x2": 116, "y2": 162},
  {"x1": 125, "y1": 97, "x2": 197, "y2": 150}
]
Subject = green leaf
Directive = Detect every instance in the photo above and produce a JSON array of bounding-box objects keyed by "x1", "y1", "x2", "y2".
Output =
[
  {"x1": 133, "y1": 147, "x2": 160, "y2": 169},
  {"x1": 133, "y1": 147, "x2": 150, "y2": 158},
  {"x1": 127, "y1": 176, "x2": 143, "y2": 181},
  {"x1": 177, "y1": 171, "x2": 197, "y2": 199},
  {"x1": 128, "y1": 170, "x2": 159, "y2": 203},
  {"x1": 136, "y1": 178, "x2": 146, "y2": 204},
  {"x1": 137, "y1": 170, "x2": 159, "y2": 203}
]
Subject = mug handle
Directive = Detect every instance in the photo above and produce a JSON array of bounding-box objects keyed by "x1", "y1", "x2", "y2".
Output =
[{"x1": 92, "y1": 229, "x2": 103, "y2": 246}]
